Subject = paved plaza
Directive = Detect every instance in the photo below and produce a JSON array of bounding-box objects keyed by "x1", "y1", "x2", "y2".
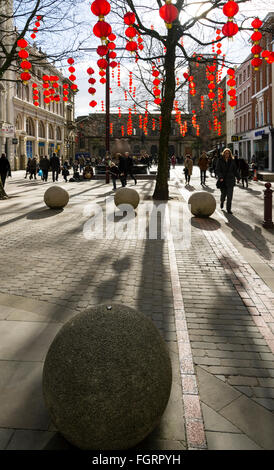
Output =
[{"x1": 0, "y1": 167, "x2": 273, "y2": 450}]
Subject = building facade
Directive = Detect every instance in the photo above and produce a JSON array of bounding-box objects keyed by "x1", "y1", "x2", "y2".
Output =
[
  {"x1": 75, "y1": 113, "x2": 198, "y2": 161},
  {"x1": 0, "y1": 2, "x2": 76, "y2": 169}
]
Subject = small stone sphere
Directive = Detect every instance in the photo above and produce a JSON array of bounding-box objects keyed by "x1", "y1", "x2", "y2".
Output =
[
  {"x1": 42, "y1": 304, "x2": 172, "y2": 450},
  {"x1": 188, "y1": 191, "x2": 216, "y2": 217},
  {"x1": 44, "y1": 186, "x2": 69, "y2": 209},
  {"x1": 114, "y1": 187, "x2": 140, "y2": 209}
]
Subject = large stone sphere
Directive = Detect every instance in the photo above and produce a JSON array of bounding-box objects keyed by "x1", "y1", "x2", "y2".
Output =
[
  {"x1": 43, "y1": 304, "x2": 172, "y2": 450},
  {"x1": 44, "y1": 186, "x2": 69, "y2": 209},
  {"x1": 188, "y1": 191, "x2": 216, "y2": 217},
  {"x1": 114, "y1": 187, "x2": 140, "y2": 209}
]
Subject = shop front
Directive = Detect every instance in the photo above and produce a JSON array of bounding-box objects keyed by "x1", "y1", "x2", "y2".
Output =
[{"x1": 253, "y1": 129, "x2": 270, "y2": 170}]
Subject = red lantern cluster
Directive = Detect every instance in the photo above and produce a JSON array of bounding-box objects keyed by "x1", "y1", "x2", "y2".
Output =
[
  {"x1": 159, "y1": 1, "x2": 178, "y2": 30},
  {"x1": 32, "y1": 83, "x2": 39, "y2": 107},
  {"x1": 206, "y1": 64, "x2": 216, "y2": 101},
  {"x1": 215, "y1": 29, "x2": 222, "y2": 56},
  {"x1": 63, "y1": 83, "x2": 69, "y2": 103},
  {"x1": 152, "y1": 66, "x2": 161, "y2": 105},
  {"x1": 42, "y1": 75, "x2": 60, "y2": 105},
  {"x1": 222, "y1": 1, "x2": 239, "y2": 38},
  {"x1": 183, "y1": 72, "x2": 196, "y2": 96},
  {"x1": 200, "y1": 96, "x2": 204, "y2": 110},
  {"x1": 136, "y1": 31, "x2": 144, "y2": 51},
  {"x1": 17, "y1": 38, "x2": 31, "y2": 84},
  {"x1": 121, "y1": 125, "x2": 125, "y2": 136},
  {"x1": 251, "y1": 18, "x2": 263, "y2": 71},
  {"x1": 31, "y1": 15, "x2": 42, "y2": 40},
  {"x1": 227, "y1": 68, "x2": 237, "y2": 108},
  {"x1": 124, "y1": 12, "x2": 137, "y2": 54},
  {"x1": 87, "y1": 67, "x2": 97, "y2": 107},
  {"x1": 127, "y1": 108, "x2": 133, "y2": 135},
  {"x1": 67, "y1": 58, "x2": 78, "y2": 92},
  {"x1": 261, "y1": 50, "x2": 274, "y2": 64},
  {"x1": 92, "y1": 0, "x2": 112, "y2": 44},
  {"x1": 129, "y1": 71, "x2": 133, "y2": 94},
  {"x1": 117, "y1": 62, "x2": 121, "y2": 87}
]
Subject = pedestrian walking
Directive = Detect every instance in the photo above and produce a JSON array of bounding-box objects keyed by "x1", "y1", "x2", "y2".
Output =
[
  {"x1": 24, "y1": 158, "x2": 31, "y2": 178},
  {"x1": 29, "y1": 157, "x2": 37, "y2": 180},
  {"x1": 118, "y1": 153, "x2": 127, "y2": 187},
  {"x1": 239, "y1": 158, "x2": 249, "y2": 188},
  {"x1": 39, "y1": 155, "x2": 50, "y2": 182},
  {"x1": 216, "y1": 148, "x2": 240, "y2": 214},
  {"x1": 50, "y1": 153, "x2": 60, "y2": 182},
  {"x1": 184, "y1": 154, "x2": 193, "y2": 185},
  {"x1": 197, "y1": 151, "x2": 209, "y2": 185},
  {"x1": 79, "y1": 155, "x2": 85, "y2": 173},
  {"x1": 124, "y1": 151, "x2": 137, "y2": 185},
  {"x1": 62, "y1": 164, "x2": 70, "y2": 182},
  {"x1": 109, "y1": 161, "x2": 120, "y2": 190},
  {"x1": 0, "y1": 153, "x2": 11, "y2": 187},
  {"x1": 171, "y1": 155, "x2": 176, "y2": 169},
  {"x1": 234, "y1": 152, "x2": 240, "y2": 183}
]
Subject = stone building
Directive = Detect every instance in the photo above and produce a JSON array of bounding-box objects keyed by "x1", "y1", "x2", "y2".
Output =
[
  {"x1": 0, "y1": 1, "x2": 76, "y2": 169},
  {"x1": 75, "y1": 112, "x2": 197, "y2": 161}
]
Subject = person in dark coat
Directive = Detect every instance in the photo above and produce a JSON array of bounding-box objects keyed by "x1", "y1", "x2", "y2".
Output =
[
  {"x1": 39, "y1": 155, "x2": 50, "y2": 182},
  {"x1": 0, "y1": 153, "x2": 11, "y2": 187},
  {"x1": 239, "y1": 158, "x2": 249, "y2": 188},
  {"x1": 124, "y1": 151, "x2": 137, "y2": 185},
  {"x1": 109, "y1": 161, "x2": 120, "y2": 190},
  {"x1": 216, "y1": 148, "x2": 240, "y2": 214},
  {"x1": 29, "y1": 157, "x2": 37, "y2": 180},
  {"x1": 118, "y1": 153, "x2": 127, "y2": 187},
  {"x1": 50, "y1": 152, "x2": 60, "y2": 182}
]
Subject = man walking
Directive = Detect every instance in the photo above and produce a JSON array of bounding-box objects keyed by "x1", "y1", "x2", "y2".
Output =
[
  {"x1": 39, "y1": 155, "x2": 50, "y2": 182},
  {"x1": 0, "y1": 153, "x2": 11, "y2": 188},
  {"x1": 50, "y1": 152, "x2": 60, "y2": 182},
  {"x1": 124, "y1": 151, "x2": 137, "y2": 185}
]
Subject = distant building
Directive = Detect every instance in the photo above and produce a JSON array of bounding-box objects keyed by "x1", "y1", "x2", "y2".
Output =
[{"x1": 75, "y1": 113, "x2": 197, "y2": 161}]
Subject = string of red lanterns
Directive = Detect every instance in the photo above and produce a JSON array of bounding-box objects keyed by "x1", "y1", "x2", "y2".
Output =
[
  {"x1": 227, "y1": 68, "x2": 237, "y2": 108},
  {"x1": 222, "y1": 1, "x2": 239, "y2": 38},
  {"x1": 67, "y1": 57, "x2": 78, "y2": 92},
  {"x1": 32, "y1": 83, "x2": 39, "y2": 107},
  {"x1": 31, "y1": 15, "x2": 43, "y2": 40},
  {"x1": 251, "y1": 18, "x2": 263, "y2": 71},
  {"x1": 17, "y1": 38, "x2": 31, "y2": 85},
  {"x1": 87, "y1": 66, "x2": 97, "y2": 107},
  {"x1": 206, "y1": 64, "x2": 216, "y2": 101},
  {"x1": 159, "y1": 1, "x2": 178, "y2": 29},
  {"x1": 92, "y1": 0, "x2": 112, "y2": 44},
  {"x1": 124, "y1": 12, "x2": 138, "y2": 53}
]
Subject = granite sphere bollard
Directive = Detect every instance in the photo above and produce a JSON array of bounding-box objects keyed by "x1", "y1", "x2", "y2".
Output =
[
  {"x1": 42, "y1": 304, "x2": 172, "y2": 450},
  {"x1": 114, "y1": 187, "x2": 140, "y2": 209},
  {"x1": 44, "y1": 186, "x2": 69, "y2": 209},
  {"x1": 188, "y1": 191, "x2": 216, "y2": 217}
]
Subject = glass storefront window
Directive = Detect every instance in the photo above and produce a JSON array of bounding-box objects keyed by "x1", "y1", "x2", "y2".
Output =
[
  {"x1": 254, "y1": 136, "x2": 269, "y2": 170},
  {"x1": 26, "y1": 140, "x2": 33, "y2": 158}
]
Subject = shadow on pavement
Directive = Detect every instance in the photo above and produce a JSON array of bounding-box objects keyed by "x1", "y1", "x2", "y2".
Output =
[
  {"x1": 225, "y1": 214, "x2": 272, "y2": 260},
  {"x1": 26, "y1": 208, "x2": 64, "y2": 219},
  {"x1": 191, "y1": 217, "x2": 221, "y2": 231}
]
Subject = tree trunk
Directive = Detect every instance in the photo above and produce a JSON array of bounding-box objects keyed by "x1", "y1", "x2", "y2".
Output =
[{"x1": 153, "y1": 32, "x2": 176, "y2": 201}]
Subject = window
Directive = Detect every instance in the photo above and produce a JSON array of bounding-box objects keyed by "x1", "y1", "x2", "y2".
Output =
[
  {"x1": 247, "y1": 65, "x2": 250, "y2": 77},
  {"x1": 16, "y1": 82, "x2": 22, "y2": 99},
  {"x1": 38, "y1": 121, "x2": 45, "y2": 138},
  {"x1": 26, "y1": 117, "x2": 35, "y2": 136},
  {"x1": 56, "y1": 127, "x2": 61, "y2": 140},
  {"x1": 16, "y1": 114, "x2": 22, "y2": 130},
  {"x1": 48, "y1": 124, "x2": 54, "y2": 140},
  {"x1": 248, "y1": 112, "x2": 251, "y2": 130},
  {"x1": 248, "y1": 86, "x2": 251, "y2": 101},
  {"x1": 25, "y1": 85, "x2": 30, "y2": 102},
  {"x1": 243, "y1": 114, "x2": 246, "y2": 131},
  {"x1": 259, "y1": 70, "x2": 263, "y2": 90},
  {"x1": 236, "y1": 117, "x2": 239, "y2": 133},
  {"x1": 239, "y1": 74, "x2": 242, "y2": 85},
  {"x1": 255, "y1": 104, "x2": 258, "y2": 128},
  {"x1": 243, "y1": 89, "x2": 246, "y2": 104},
  {"x1": 243, "y1": 70, "x2": 246, "y2": 82}
]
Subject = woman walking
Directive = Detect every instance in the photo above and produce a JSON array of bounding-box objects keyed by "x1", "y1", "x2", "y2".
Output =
[
  {"x1": 184, "y1": 154, "x2": 193, "y2": 185},
  {"x1": 216, "y1": 148, "x2": 239, "y2": 214},
  {"x1": 197, "y1": 151, "x2": 209, "y2": 185}
]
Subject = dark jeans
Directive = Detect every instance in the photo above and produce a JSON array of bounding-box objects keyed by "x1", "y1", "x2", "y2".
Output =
[
  {"x1": 0, "y1": 173, "x2": 7, "y2": 187},
  {"x1": 120, "y1": 174, "x2": 127, "y2": 187},
  {"x1": 220, "y1": 185, "x2": 234, "y2": 211},
  {"x1": 111, "y1": 176, "x2": 117, "y2": 189},
  {"x1": 42, "y1": 169, "x2": 48, "y2": 181},
  {"x1": 200, "y1": 169, "x2": 206, "y2": 184},
  {"x1": 125, "y1": 171, "x2": 136, "y2": 184},
  {"x1": 242, "y1": 177, "x2": 248, "y2": 188},
  {"x1": 52, "y1": 170, "x2": 59, "y2": 182},
  {"x1": 29, "y1": 171, "x2": 36, "y2": 180}
]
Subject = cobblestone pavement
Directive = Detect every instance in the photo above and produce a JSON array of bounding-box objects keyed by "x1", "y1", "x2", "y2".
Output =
[{"x1": 0, "y1": 168, "x2": 273, "y2": 450}]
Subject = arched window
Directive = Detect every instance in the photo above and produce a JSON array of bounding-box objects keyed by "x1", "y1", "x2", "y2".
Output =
[
  {"x1": 26, "y1": 117, "x2": 35, "y2": 136},
  {"x1": 16, "y1": 114, "x2": 23, "y2": 130},
  {"x1": 48, "y1": 124, "x2": 54, "y2": 140},
  {"x1": 38, "y1": 121, "x2": 45, "y2": 138},
  {"x1": 56, "y1": 127, "x2": 61, "y2": 140}
]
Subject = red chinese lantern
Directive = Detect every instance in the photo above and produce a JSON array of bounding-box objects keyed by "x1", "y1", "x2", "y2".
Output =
[
  {"x1": 97, "y1": 45, "x2": 108, "y2": 56},
  {"x1": 93, "y1": 21, "x2": 112, "y2": 41},
  {"x1": 67, "y1": 58, "x2": 74, "y2": 65},
  {"x1": 251, "y1": 31, "x2": 262, "y2": 42},
  {"x1": 97, "y1": 58, "x2": 108, "y2": 69},
  {"x1": 251, "y1": 18, "x2": 263, "y2": 29},
  {"x1": 68, "y1": 66, "x2": 75, "y2": 73},
  {"x1": 100, "y1": 78, "x2": 106, "y2": 84},
  {"x1": 108, "y1": 33, "x2": 116, "y2": 41},
  {"x1": 110, "y1": 61, "x2": 117, "y2": 68},
  {"x1": 88, "y1": 77, "x2": 96, "y2": 84},
  {"x1": 90, "y1": 0, "x2": 110, "y2": 18},
  {"x1": 124, "y1": 12, "x2": 135, "y2": 25},
  {"x1": 251, "y1": 57, "x2": 262, "y2": 68},
  {"x1": 89, "y1": 100, "x2": 97, "y2": 107},
  {"x1": 108, "y1": 42, "x2": 116, "y2": 50},
  {"x1": 223, "y1": 1, "x2": 239, "y2": 17},
  {"x1": 126, "y1": 41, "x2": 137, "y2": 52},
  {"x1": 20, "y1": 60, "x2": 31, "y2": 70},
  {"x1": 125, "y1": 26, "x2": 136, "y2": 38},
  {"x1": 159, "y1": 3, "x2": 178, "y2": 29},
  {"x1": 88, "y1": 87, "x2": 96, "y2": 95},
  {"x1": 18, "y1": 49, "x2": 29, "y2": 59},
  {"x1": 17, "y1": 38, "x2": 28, "y2": 48},
  {"x1": 154, "y1": 98, "x2": 161, "y2": 105},
  {"x1": 87, "y1": 67, "x2": 95, "y2": 75},
  {"x1": 228, "y1": 99, "x2": 237, "y2": 108},
  {"x1": 222, "y1": 21, "x2": 238, "y2": 37},
  {"x1": 109, "y1": 51, "x2": 117, "y2": 59}
]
